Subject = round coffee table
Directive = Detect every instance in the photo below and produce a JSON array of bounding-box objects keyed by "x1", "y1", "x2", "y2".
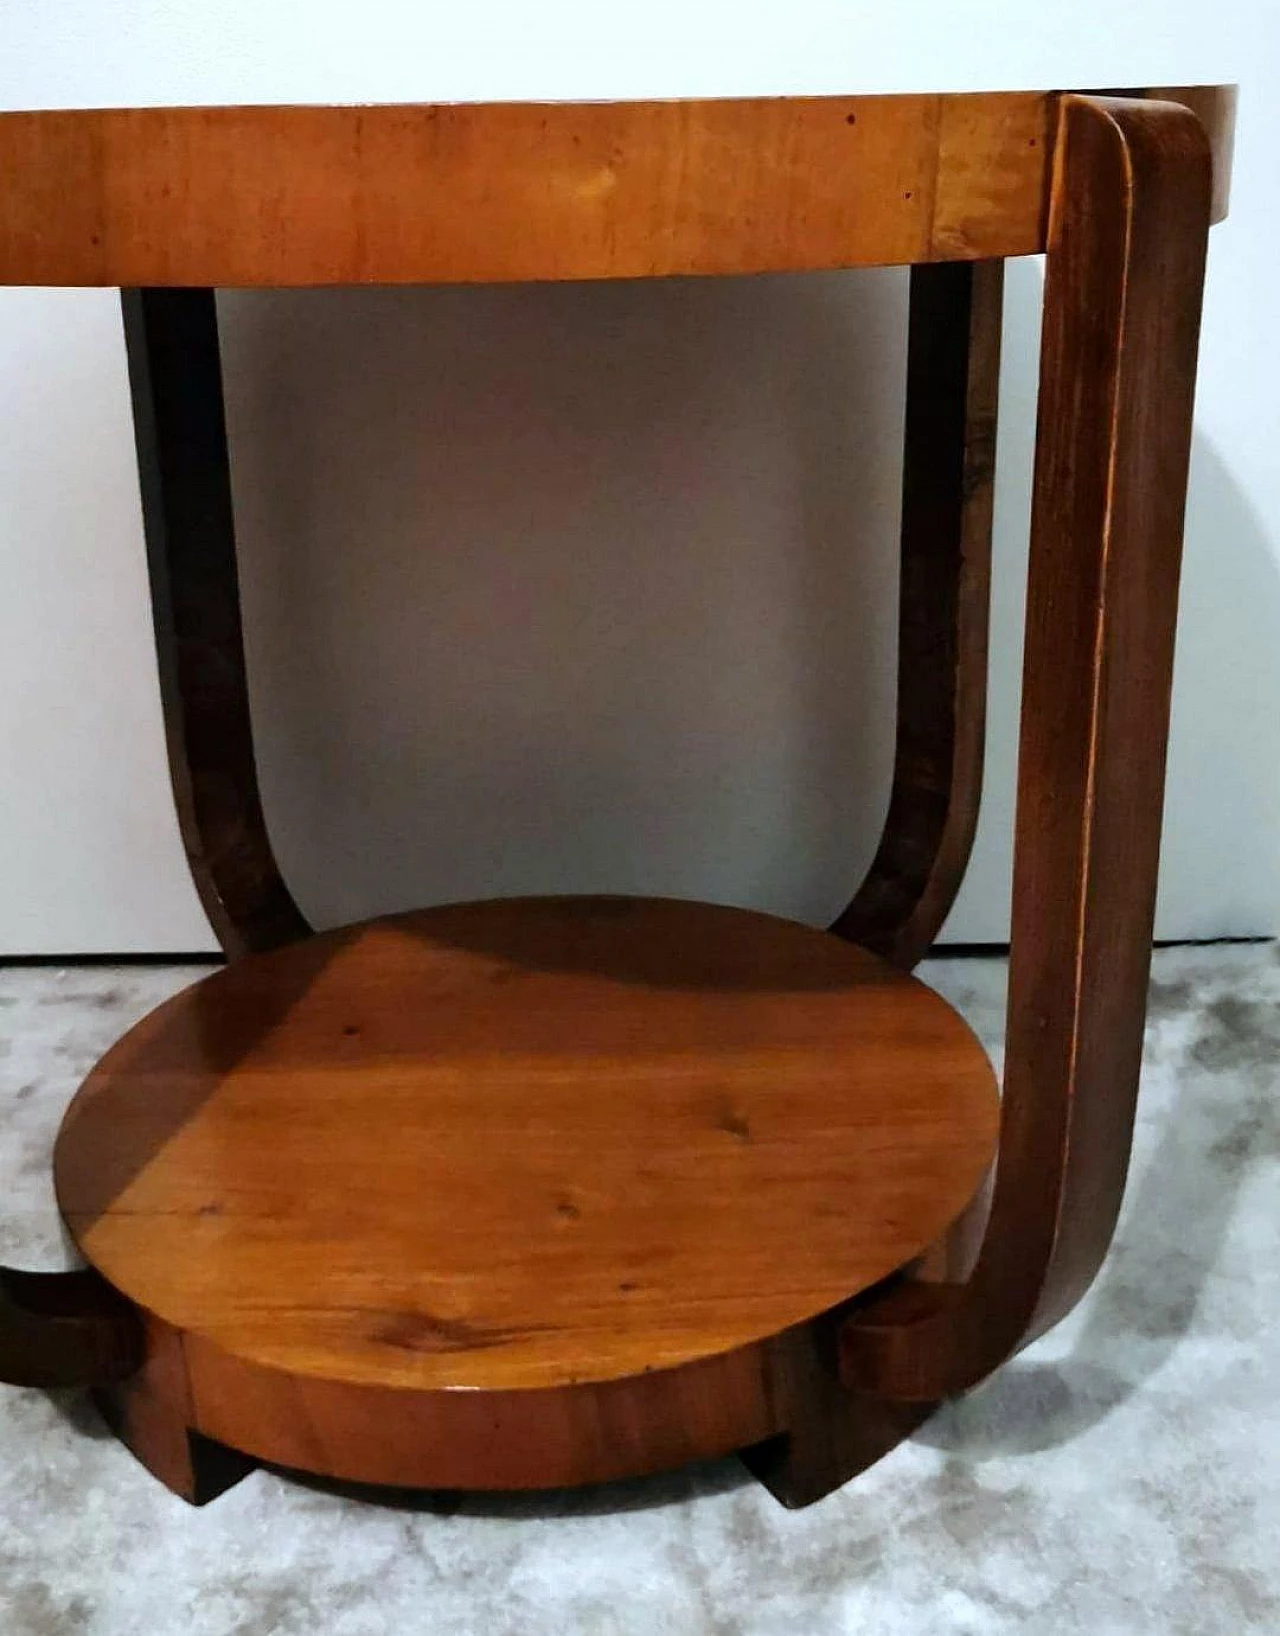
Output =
[{"x1": 0, "y1": 85, "x2": 1235, "y2": 1508}]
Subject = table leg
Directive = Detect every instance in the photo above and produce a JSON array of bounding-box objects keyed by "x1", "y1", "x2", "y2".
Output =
[
  {"x1": 121, "y1": 288, "x2": 310, "y2": 960},
  {"x1": 93, "y1": 1317, "x2": 255, "y2": 1503},
  {"x1": 841, "y1": 93, "x2": 1213, "y2": 1403},
  {"x1": 833, "y1": 258, "x2": 1002, "y2": 968},
  {"x1": 0, "y1": 1266, "x2": 140, "y2": 1388}
]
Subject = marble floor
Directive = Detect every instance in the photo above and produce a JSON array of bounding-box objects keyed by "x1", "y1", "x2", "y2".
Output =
[{"x1": 0, "y1": 944, "x2": 1276, "y2": 1635}]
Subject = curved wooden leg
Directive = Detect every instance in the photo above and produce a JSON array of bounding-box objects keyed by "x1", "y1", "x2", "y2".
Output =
[
  {"x1": 1, "y1": 1270, "x2": 248, "y2": 1501},
  {"x1": 93, "y1": 1318, "x2": 256, "y2": 1504},
  {"x1": 832, "y1": 258, "x2": 1002, "y2": 969},
  {"x1": 1, "y1": 292, "x2": 303, "y2": 1422},
  {"x1": 742, "y1": 1313, "x2": 931, "y2": 1508},
  {"x1": 121, "y1": 288, "x2": 310, "y2": 960},
  {"x1": 842, "y1": 95, "x2": 1213, "y2": 1400},
  {"x1": 0, "y1": 1266, "x2": 141, "y2": 1388}
]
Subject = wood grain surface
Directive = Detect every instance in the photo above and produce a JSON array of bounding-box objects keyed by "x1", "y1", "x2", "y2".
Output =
[
  {"x1": 93, "y1": 1313, "x2": 255, "y2": 1504},
  {"x1": 833, "y1": 258, "x2": 1002, "y2": 967},
  {"x1": 3, "y1": 84, "x2": 1234, "y2": 1503},
  {"x1": 54, "y1": 897, "x2": 997, "y2": 1487},
  {"x1": 0, "y1": 89, "x2": 1232, "y2": 286},
  {"x1": 841, "y1": 93, "x2": 1213, "y2": 1401},
  {"x1": 122, "y1": 287, "x2": 310, "y2": 958}
]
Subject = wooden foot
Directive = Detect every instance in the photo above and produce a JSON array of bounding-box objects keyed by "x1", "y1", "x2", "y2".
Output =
[
  {"x1": 92, "y1": 1319, "x2": 255, "y2": 1505},
  {"x1": 742, "y1": 1312, "x2": 932, "y2": 1508},
  {"x1": 0, "y1": 1265, "x2": 142, "y2": 1389}
]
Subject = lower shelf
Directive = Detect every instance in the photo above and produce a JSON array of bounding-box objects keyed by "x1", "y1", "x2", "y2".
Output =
[{"x1": 54, "y1": 895, "x2": 997, "y2": 1498}]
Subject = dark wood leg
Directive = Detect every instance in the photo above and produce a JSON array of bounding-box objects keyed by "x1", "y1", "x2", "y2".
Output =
[
  {"x1": 93, "y1": 1319, "x2": 255, "y2": 1505},
  {"x1": 743, "y1": 1310, "x2": 931, "y2": 1508},
  {"x1": 832, "y1": 259, "x2": 1003, "y2": 969},
  {"x1": 0, "y1": 1266, "x2": 141, "y2": 1388},
  {"x1": 841, "y1": 94, "x2": 1213, "y2": 1400},
  {"x1": 0, "y1": 1276, "x2": 249, "y2": 1501},
  {"x1": 0, "y1": 296, "x2": 302, "y2": 1416},
  {"x1": 121, "y1": 288, "x2": 310, "y2": 960}
]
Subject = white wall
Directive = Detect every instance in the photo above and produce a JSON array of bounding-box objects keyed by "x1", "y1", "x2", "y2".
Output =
[{"x1": 1, "y1": 3, "x2": 1276, "y2": 953}]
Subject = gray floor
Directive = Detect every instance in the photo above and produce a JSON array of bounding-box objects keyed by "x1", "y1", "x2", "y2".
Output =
[{"x1": 0, "y1": 945, "x2": 1276, "y2": 1635}]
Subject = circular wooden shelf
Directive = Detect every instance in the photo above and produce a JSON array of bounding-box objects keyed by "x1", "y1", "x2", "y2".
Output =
[{"x1": 55, "y1": 896, "x2": 998, "y2": 1489}]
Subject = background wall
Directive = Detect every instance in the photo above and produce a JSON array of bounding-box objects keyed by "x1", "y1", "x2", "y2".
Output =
[{"x1": 1, "y1": 2, "x2": 1277, "y2": 954}]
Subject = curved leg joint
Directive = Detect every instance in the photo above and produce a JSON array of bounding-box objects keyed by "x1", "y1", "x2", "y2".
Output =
[
  {"x1": 0, "y1": 1266, "x2": 143, "y2": 1389},
  {"x1": 840, "y1": 93, "x2": 1213, "y2": 1402},
  {"x1": 122, "y1": 287, "x2": 309, "y2": 960}
]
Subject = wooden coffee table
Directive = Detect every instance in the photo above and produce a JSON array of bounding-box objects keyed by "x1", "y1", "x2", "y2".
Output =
[{"x1": 0, "y1": 86, "x2": 1235, "y2": 1508}]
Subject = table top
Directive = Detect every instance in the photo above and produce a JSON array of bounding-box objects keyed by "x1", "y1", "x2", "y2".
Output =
[{"x1": 0, "y1": 87, "x2": 1234, "y2": 287}]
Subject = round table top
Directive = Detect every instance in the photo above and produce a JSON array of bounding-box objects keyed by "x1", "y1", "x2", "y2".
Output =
[
  {"x1": 56, "y1": 897, "x2": 999, "y2": 1394},
  {"x1": 0, "y1": 88, "x2": 1233, "y2": 288}
]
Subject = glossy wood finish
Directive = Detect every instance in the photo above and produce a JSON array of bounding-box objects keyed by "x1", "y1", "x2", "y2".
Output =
[
  {"x1": 93, "y1": 1315, "x2": 255, "y2": 1504},
  {"x1": 122, "y1": 288, "x2": 309, "y2": 959},
  {"x1": 742, "y1": 1307, "x2": 934, "y2": 1509},
  {"x1": 842, "y1": 94, "x2": 1213, "y2": 1401},
  {"x1": 0, "y1": 1266, "x2": 142, "y2": 1388},
  {"x1": 54, "y1": 897, "x2": 998, "y2": 1490},
  {"x1": 833, "y1": 258, "x2": 1002, "y2": 967},
  {"x1": 1131, "y1": 84, "x2": 1235, "y2": 221},
  {"x1": 0, "y1": 89, "x2": 1232, "y2": 286}
]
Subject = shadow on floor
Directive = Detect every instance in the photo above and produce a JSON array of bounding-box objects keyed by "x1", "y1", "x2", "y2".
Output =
[
  {"x1": 263, "y1": 1452, "x2": 752, "y2": 1518},
  {"x1": 917, "y1": 943, "x2": 1280, "y2": 1459}
]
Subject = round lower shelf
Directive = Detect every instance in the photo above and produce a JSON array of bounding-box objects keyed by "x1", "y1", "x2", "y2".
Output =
[{"x1": 55, "y1": 896, "x2": 998, "y2": 1489}]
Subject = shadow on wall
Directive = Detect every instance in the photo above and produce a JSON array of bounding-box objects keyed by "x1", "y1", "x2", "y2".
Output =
[
  {"x1": 940, "y1": 259, "x2": 1280, "y2": 943},
  {"x1": 218, "y1": 272, "x2": 909, "y2": 932},
  {"x1": 218, "y1": 261, "x2": 1280, "y2": 944}
]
